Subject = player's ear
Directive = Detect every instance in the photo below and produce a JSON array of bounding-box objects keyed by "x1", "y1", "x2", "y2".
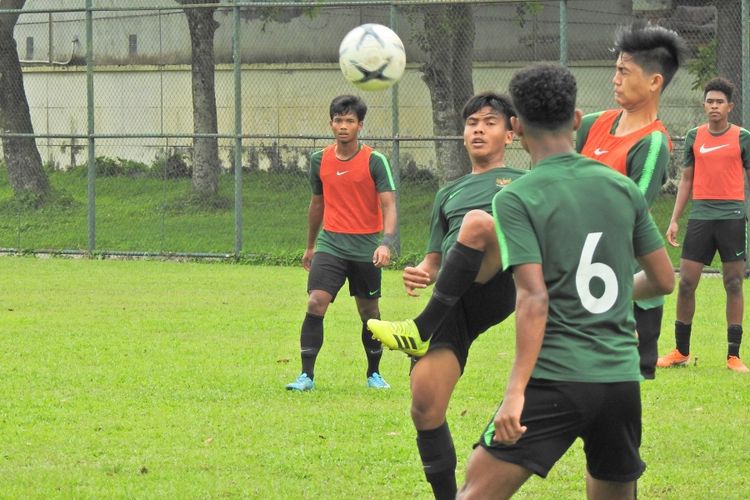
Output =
[
  {"x1": 510, "y1": 116, "x2": 523, "y2": 137},
  {"x1": 650, "y1": 73, "x2": 664, "y2": 94},
  {"x1": 572, "y1": 109, "x2": 583, "y2": 131}
]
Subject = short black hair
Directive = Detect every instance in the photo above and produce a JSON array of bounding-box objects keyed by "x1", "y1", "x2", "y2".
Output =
[
  {"x1": 329, "y1": 95, "x2": 367, "y2": 121},
  {"x1": 613, "y1": 22, "x2": 688, "y2": 90},
  {"x1": 704, "y1": 77, "x2": 734, "y2": 102},
  {"x1": 462, "y1": 92, "x2": 516, "y2": 129},
  {"x1": 509, "y1": 63, "x2": 577, "y2": 133}
]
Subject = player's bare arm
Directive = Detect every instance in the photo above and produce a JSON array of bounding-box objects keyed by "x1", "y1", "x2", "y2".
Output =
[
  {"x1": 666, "y1": 166, "x2": 694, "y2": 247},
  {"x1": 493, "y1": 263, "x2": 547, "y2": 445},
  {"x1": 403, "y1": 252, "x2": 441, "y2": 296},
  {"x1": 633, "y1": 247, "x2": 675, "y2": 300},
  {"x1": 303, "y1": 194, "x2": 324, "y2": 271},
  {"x1": 372, "y1": 191, "x2": 397, "y2": 268}
]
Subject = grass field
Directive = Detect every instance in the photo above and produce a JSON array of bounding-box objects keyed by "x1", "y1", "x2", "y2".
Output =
[
  {"x1": 0, "y1": 168, "x2": 717, "y2": 269},
  {"x1": 1, "y1": 257, "x2": 748, "y2": 498}
]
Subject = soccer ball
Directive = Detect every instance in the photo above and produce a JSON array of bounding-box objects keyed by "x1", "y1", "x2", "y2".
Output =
[{"x1": 339, "y1": 24, "x2": 406, "y2": 91}]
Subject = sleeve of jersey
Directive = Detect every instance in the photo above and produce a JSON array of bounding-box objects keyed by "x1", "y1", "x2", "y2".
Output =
[
  {"x1": 683, "y1": 129, "x2": 697, "y2": 168},
  {"x1": 309, "y1": 151, "x2": 323, "y2": 195},
  {"x1": 626, "y1": 131, "x2": 669, "y2": 206},
  {"x1": 740, "y1": 128, "x2": 750, "y2": 170},
  {"x1": 492, "y1": 188, "x2": 541, "y2": 271},
  {"x1": 369, "y1": 151, "x2": 397, "y2": 192},
  {"x1": 425, "y1": 191, "x2": 447, "y2": 254},
  {"x1": 631, "y1": 189, "x2": 664, "y2": 258},
  {"x1": 575, "y1": 113, "x2": 597, "y2": 153}
]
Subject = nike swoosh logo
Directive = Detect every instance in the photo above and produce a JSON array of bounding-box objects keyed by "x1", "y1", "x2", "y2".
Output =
[
  {"x1": 448, "y1": 188, "x2": 464, "y2": 200},
  {"x1": 737, "y1": 251, "x2": 745, "y2": 257},
  {"x1": 699, "y1": 144, "x2": 729, "y2": 154},
  {"x1": 368, "y1": 289, "x2": 380, "y2": 296},
  {"x1": 594, "y1": 148, "x2": 608, "y2": 156},
  {"x1": 336, "y1": 170, "x2": 349, "y2": 176}
]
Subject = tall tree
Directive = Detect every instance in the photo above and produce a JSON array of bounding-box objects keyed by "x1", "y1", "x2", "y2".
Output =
[
  {"x1": 0, "y1": 0, "x2": 49, "y2": 198},
  {"x1": 414, "y1": 4, "x2": 475, "y2": 183},
  {"x1": 176, "y1": 0, "x2": 220, "y2": 198}
]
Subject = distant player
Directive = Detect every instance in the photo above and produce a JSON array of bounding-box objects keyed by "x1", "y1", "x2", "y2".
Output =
[
  {"x1": 458, "y1": 63, "x2": 674, "y2": 499},
  {"x1": 658, "y1": 77, "x2": 750, "y2": 373},
  {"x1": 576, "y1": 22, "x2": 687, "y2": 379},
  {"x1": 285, "y1": 95, "x2": 397, "y2": 391},
  {"x1": 368, "y1": 92, "x2": 525, "y2": 499}
]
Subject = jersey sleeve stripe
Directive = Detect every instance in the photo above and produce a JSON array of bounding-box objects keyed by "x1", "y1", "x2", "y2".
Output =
[
  {"x1": 492, "y1": 198, "x2": 511, "y2": 271},
  {"x1": 371, "y1": 150, "x2": 396, "y2": 191},
  {"x1": 638, "y1": 131, "x2": 663, "y2": 196}
]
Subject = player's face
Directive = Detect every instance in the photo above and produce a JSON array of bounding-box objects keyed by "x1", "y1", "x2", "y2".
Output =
[
  {"x1": 703, "y1": 90, "x2": 733, "y2": 125},
  {"x1": 330, "y1": 112, "x2": 363, "y2": 144},
  {"x1": 463, "y1": 106, "x2": 513, "y2": 162},
  {"x1": 612, "y1": 53, "x2": 659, "y2": 109}
]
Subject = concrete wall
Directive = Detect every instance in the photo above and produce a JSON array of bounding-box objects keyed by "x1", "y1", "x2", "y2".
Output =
[{"x1": 20, "y1": 61, "x2": 705, "y2": 173}]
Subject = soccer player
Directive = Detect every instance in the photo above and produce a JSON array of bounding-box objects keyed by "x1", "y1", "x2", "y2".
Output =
[
  {"x1": 658, "y1": 77, "x2": 750, "y2": 373},
  {"x1": 284, "y1": 95, "x2": 397, "y2": 391},
  {"x1": 458, "y1": 63, "x2": 674, "y2": 499},
  {"x1": 576, "y1": 22, "x2": 687, "y2": 380},
  {"x1": 368, "y1": 92, "x2": 526, "y2": 499}
]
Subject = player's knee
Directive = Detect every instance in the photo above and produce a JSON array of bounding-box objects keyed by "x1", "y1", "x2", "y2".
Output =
[
  {"x1": 460, "y1": 210, "x2": 495, "y2": 245},
  {"x1": 724, "y1": 273, "x2": 743, "y2": 295},
  {"x1": 677, "y1": 276, "x2": 698, "y2": 296},
  {"x1": 306, "y1": 293, "x2": 329, "y2": 315},
  {"x1": 411, "y1": 395, "x2": 443, "y2": 427}
]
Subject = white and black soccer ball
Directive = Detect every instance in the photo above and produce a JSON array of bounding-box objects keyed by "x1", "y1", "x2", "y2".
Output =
[{"x1": 338, "y1": 24, "x2": 406, "y2": 91}]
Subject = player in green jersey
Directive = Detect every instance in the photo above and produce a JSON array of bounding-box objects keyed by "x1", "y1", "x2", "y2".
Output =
[
  {"x1": 368, "y1": 92, "x2": 525, "y2": 499},
  {"x1": 285, "y1": 95, "x2": 397, "y2": 392},
  {"x1": 458, "y1": 64, "x2": 674, "y2": 499},
  {"x1": 658, "y1": 77, "x2": 750, "y2": 373}
]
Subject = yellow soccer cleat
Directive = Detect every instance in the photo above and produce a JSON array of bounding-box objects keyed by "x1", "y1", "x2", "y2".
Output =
[{"x1": 367, "y1": 319, "x2": 430, "y2": 357}]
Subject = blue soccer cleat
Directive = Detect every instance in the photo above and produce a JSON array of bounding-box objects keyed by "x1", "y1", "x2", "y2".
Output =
[
  {"x1": 285, "y1": 372, "x2": 315, "y2": 391},
  {"x1": 367, "y1": 372, "x2": 391, "y2": 389}
]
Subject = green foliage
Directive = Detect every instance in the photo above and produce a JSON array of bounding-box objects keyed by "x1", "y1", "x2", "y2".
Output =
[
  {"x1": 515, "y1": 0, "x2": 544, "y2": 28},
  {"x1": 0, "y1": 258, "x2": 748, "y2": 497},
  {"x1": 687, "y1": 40, "x2": 718, "y2": 91}
]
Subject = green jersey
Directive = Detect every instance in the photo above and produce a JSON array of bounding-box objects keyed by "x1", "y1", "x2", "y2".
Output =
[
  {"x1": 493, "y1": 153, "x2": 664, "y2": 382},
  {"x1": 309, "y1": 145, "x2": 395, "y2": 261},
  {"x1": 427, "y1": 167, "x2": 527, "y2": 256}
]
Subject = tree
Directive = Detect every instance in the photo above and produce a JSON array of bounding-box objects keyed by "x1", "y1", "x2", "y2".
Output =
[
  {"x1": 412, "y1": 4, "x2": 475, "y2": 183},
  {"x1": 0, "y1": 0, "x2": 49, "y2": 199},
  {"x1": 176, "y1": 0, "x2": 221, "y2": 199}
]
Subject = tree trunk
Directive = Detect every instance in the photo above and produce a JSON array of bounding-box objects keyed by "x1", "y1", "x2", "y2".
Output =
[
  {"x1": 181, "y1": 3, "x2": 220, "y2": 198},
  {"x1": 0, "y1": 0, "x2": 49, "y2": 197},
  {"x1": 715, "y1": 0, "x2": 742, "y2": 126},
  {"x1": 421, "y1": 5, "x2": 475, "y2": 184}
]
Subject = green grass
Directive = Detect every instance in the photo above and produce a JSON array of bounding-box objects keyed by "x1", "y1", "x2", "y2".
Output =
[
  {"x1": 0, "y1": 169, "x2": 718, "y2": 268},
  {"x1": 1, "y1": 257, "x2": 749, "y2": 498}
]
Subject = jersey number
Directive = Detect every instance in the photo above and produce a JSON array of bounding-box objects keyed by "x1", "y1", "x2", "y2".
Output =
[{"x1": 575, "y1": 232, "x2": 618, "y2": 314}]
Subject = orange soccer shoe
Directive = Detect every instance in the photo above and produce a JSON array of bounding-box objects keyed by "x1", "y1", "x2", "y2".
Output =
[
  {"x1": 726, "y1": 356, "x2": 750, "y2": 373},
  {"x1": 656, "y1": 349, "x2": 690, "y2": 368}
]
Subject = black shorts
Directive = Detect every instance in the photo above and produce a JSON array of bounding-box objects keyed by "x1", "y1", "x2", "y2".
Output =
[
  {"x1": 682, "y1": 218, "x2": 747, "y2": 265},
  {"x1": 475, "y1": 379, "x2": 645, "y2": 482},
  {"x1": 307, "y1": 251, "x2": 381, "y2": 301},
  {"x1": 424, "y1": 270, "x2": 515, "y2": 372}
]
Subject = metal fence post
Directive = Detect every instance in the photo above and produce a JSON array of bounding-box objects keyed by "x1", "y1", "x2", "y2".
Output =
[
  {"x1": 390, "y1": 2, "x2": 401, "y2": 257},
  {"x1": 559, "y1": 0, "x2": 568, "y2": 66},
  {"x1": 233, "y1": 1, "x2": 243, "y2": 258},
  {"x1": 86, "y1": 0, "x2": 96, "y2": 255}
]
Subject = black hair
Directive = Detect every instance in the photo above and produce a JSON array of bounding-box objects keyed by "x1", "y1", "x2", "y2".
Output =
[
  {"x1": 704, "y1": 77, "x2": 734, "y2": 102},
  {"x1": 613, "y1": 22, "x2": 688, "y2": 90},
  {"x1": 509, "y1": 63, "x2": 577, "y2": 133},
  {"x1": 462, "y1": 91, "x2": 516, "y2": 129},
  {"x1": 329, "y1": 95, "x2": 367, "y2": 121}
]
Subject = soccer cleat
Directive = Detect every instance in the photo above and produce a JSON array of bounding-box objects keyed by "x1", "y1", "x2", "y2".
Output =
[
  {"x1": 367, "y1": 319, "x2": 430, "y2": 357},
  {"x1": 727, "y1": 356, "x2": 749, "y2": 373},
  {"x1": 656, "y1": 349, "x2": 690, "y2": 368},
  {"x1": 285, "y1": 372, "x2": 315, "y2": 391},
  {"x1": 367, "y1": 372, "x2": 391, "y2": 389}
]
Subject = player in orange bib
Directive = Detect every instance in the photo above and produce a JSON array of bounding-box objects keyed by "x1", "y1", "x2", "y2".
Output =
[
  {"x1": 658, "y1": 77, "x2": 750, "y2": 373},
  {"x1": 576, "y1": 22, "x2": 687, "y2": 380},
  {"x1": 285, "y1": 95, "x2": 397, "y2": 391}
]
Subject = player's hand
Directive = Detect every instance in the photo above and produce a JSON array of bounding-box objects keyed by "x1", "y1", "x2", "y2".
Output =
[
  {"x1": 372, "y1": 245, "x2": 391, "y2": 268},
  {"x1": 403, "y1": 266, "x2": 432, "y2": 296},
  {"x1": 302, "y1": 248, "x2": 315, "y2": 271},
  {"x1": 666, "y1": 221, "x2": 680, "y2": 247},
  {"x1": 492, "y1": 395, "x2": 527, "y2": 445}
]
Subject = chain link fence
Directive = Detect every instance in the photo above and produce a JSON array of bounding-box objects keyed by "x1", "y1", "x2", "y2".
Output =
[{"x1": 0, "y1": 0, "x2": 748, "y2": 267}]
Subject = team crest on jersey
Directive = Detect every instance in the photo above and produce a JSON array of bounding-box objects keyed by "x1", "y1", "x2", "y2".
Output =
[{"x1": 496, "y1": 178, "x2": 512, "y2": 186}]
